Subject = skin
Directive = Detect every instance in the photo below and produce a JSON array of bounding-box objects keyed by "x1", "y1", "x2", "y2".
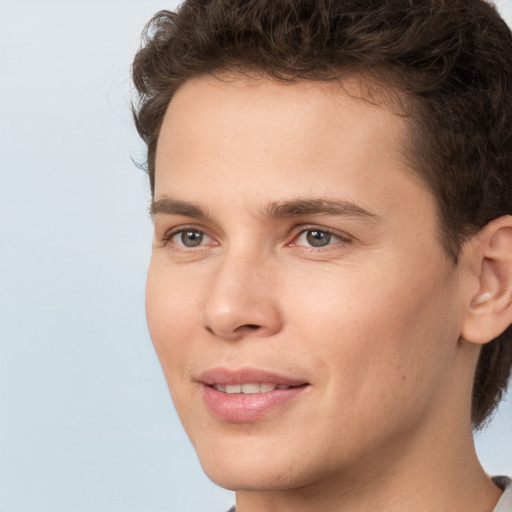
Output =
[{"x1": 146, "y1": 76, "x2": 503, "y2": 512}]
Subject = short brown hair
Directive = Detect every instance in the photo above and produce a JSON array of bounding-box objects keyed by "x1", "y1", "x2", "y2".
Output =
[{"x1": 131, "y1": 0, "x2": 512, "y2": 428}]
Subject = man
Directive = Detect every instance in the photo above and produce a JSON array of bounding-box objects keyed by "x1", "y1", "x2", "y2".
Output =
[{"x1": 131, "y1": 1, "x2": 512, "y2": 510}]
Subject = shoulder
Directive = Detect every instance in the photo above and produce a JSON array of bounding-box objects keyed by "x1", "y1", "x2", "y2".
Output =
[{"x1": 493, "y1": 476, "x2": 512, "y2": 512}]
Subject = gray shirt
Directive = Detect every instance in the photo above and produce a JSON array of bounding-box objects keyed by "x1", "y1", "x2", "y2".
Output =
[
  {"x1": 493, "y1": 476, "x2": 512, "y2": 512},
  {"x1": 226, "y1": 476, "x2": 512, "y2": 511}
]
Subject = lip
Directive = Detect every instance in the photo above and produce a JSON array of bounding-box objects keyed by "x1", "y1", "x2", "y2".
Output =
[
  {"x1": 199, "y1": 367, "x2": 308, "y2": 387},
  {"x1": 199, "y1": 367, "x2": 310, "y2": 422}
]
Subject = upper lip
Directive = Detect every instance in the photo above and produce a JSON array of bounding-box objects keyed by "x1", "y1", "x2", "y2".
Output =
[{"x1": 198, "y1": 367, "x2": 309, "y2": 387}]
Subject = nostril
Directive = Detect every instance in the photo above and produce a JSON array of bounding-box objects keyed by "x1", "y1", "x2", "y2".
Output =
[
  {"x1": 241, "y1": 324, "x2": 260, "y2": 330},
  {"x1": 204, "y1": 322, "x2": 262, "y2": 338}
]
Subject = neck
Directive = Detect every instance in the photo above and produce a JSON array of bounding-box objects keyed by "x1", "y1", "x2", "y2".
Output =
[{"x1": 235, "y1": 406, "x2": 501, "y2": 512}]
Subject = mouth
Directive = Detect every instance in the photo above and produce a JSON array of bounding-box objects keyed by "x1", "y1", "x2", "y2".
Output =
[
  {"x1": 211, "y1": 383, "x2": 302, "y2": 394},
  {"x1": 199, "y1": 368, "x2": 310, "y2": 422}
]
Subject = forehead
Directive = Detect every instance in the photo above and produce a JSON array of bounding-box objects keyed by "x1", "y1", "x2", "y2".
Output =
[
  {"x1": 156, "y1": 75, "x2": 413, "y2": 187},
  {"x1": 154, "y1": 76, "x2": 430, "y2": 218},
  {"x1": 161, "y1": 74, "x2": 406, "y2": 140}
]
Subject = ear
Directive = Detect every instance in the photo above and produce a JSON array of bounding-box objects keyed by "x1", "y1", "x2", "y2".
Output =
[{"x1": 461, "y1": 215, "x2": 512, "y2": 345}]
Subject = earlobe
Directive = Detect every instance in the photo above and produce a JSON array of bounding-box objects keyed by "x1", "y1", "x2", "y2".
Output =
[{"x1": 461, "y1": 215, "x2": 512, "y2": 345}]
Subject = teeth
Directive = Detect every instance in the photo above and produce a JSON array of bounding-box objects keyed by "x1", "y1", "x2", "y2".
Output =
[
  {"x1": 241, "y1": 383, "x2": 260, "y2": 394},
  {"x1": 226, "y1": 384, "x2": 241, "y2": 394},
  {"x1": 213, "y1": 383, "x2": 289, "y2": 394}
]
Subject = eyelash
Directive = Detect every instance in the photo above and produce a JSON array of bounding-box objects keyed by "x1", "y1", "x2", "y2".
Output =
[
  {"x1": 162, "y1": 226, "x2": 213, "y2": 248},
  {"x1": 290, "y1": 226, "x2": 351, "y2": 250},
  {"x1": 160, "y1": 225, "x2": 352, "y2": 251}
]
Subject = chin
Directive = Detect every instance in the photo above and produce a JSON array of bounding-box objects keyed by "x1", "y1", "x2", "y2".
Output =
[
  {"x1": 197, "y1": 443, "x2": 285, "y2": 489},
  {"x1": 202, "y1": 462, "x2": 308, "y2": 492},
  {"x1": 194, "y1": 438, "x2": 327, "y2": 493}
]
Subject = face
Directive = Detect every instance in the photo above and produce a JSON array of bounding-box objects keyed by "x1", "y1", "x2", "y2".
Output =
[{"x1": 147, "y1": 76, "x2": 467, "y2": 492}]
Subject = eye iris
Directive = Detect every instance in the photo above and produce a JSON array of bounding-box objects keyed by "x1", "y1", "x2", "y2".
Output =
[
  {"x1": 181, "y1": 230, "x2": 203, "y2": 247},
  {"x1": 306, "y1": 230, "x2": 331, "y2": 247}
]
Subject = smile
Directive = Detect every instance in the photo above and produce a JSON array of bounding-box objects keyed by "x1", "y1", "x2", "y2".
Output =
[
  {"x1": 199, "y1": 368, "x2": 310, "y2": 422},
  {"x1": 212, "y1": 383, "x2": 295, "y2": 394}
]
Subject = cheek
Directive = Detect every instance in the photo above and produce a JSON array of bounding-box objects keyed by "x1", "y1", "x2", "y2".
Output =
[
  {"x1": 145, "y1": 258, "x2": 209, "y2": 430},
  {"x1": 145, "y1": 258, "x2": 198, "y2": 381},
  {"x1": 287, "y1": 257, "x2": 460, "y2": 421}
]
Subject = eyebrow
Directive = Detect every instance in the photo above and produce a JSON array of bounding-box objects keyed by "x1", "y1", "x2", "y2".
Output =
[
  {"x1": 150, "y1": 196, "x2": 381, "y2": 222},
  {"x1": 262, "y1": 198, "x2": 381, "y2": 221},
  {"x1": 150, "y1": 198, "x2": 208, "y2": 219}
]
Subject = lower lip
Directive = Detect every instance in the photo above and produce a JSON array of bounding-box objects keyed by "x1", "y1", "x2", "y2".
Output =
[{"x1": 202, "y1": 385, "x2": 308, "y2": 422}]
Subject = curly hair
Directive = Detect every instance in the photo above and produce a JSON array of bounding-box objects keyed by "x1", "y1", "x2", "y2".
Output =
[{"x1": 131, "y1": 0, "x2": 512, "y2": 428}]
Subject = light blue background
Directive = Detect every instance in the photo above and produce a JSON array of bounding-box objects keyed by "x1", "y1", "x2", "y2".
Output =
[{"x1": 1, "y1": 1, "x2": 511, "y2": 511}]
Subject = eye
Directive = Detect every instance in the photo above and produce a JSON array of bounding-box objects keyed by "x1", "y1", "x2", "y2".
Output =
[
  {"x1": 168, "y1": 229, "x2": 210, "y2": 248},
  {"x1": 294, "y1": 229, "x2": 344, "y2": 248}
]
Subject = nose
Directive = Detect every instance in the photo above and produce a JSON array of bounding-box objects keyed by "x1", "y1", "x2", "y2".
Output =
[{"x1": 202, "y1": 252, "x2": 282, "y2": 340}]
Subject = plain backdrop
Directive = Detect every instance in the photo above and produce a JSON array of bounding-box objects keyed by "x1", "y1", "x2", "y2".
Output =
[{"x1": 1, "y1": 1, "x2": 511, "y2": 511}]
